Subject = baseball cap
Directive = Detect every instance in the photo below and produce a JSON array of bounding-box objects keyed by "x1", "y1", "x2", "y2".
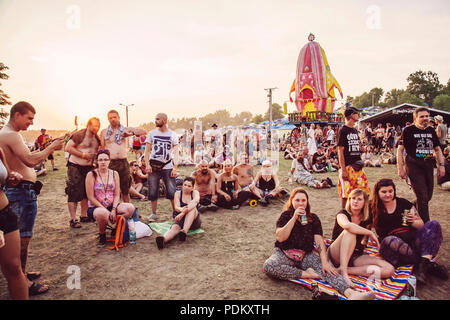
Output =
[
  {"x1": 434, "y1": 115, "x2": 443, "y2": 122},
  {"x1": 344, "y1": 106, "x2": 361, "y2": 118}
]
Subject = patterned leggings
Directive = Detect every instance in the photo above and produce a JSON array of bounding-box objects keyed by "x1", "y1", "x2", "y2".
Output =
[
  {"x1": 379, "y1": 220, "x2": 443, "y2": 267},
  {"x1": 263, "y1": 247, "x2": 350, "y2": 295}
]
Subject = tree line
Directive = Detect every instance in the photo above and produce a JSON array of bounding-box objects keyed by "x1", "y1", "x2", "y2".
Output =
[{"x1": 347, "y1": 70, "x2": 450, "y2": 111}]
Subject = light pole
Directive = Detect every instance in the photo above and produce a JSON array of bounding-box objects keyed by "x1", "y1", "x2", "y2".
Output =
[
  {"x1": 264, "y1": 87, "x2": 277, "y2": 134},
  {"x1": 119, "y1": 103, "x2": 134, "y2": 127}
]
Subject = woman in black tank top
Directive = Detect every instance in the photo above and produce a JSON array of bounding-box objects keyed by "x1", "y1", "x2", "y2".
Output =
[
  {"x1": 216, "y1": 160, "x2": 250, "y2": 209},
  {"x1": 252, "y1": 160, "x2": 288, "y2": 205}
]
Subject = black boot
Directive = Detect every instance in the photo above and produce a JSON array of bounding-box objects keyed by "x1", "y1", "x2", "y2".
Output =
[{"x1": 415, "y1": 257, "x2": 430, "y2": 286}]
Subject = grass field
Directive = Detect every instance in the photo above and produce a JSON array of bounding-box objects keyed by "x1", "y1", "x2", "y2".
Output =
[{"x1": 0, "y1": 150, "x2": 448, "y2": 300}]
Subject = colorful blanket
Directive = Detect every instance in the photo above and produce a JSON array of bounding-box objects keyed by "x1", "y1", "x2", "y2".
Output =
[
  {"x1": 289, "y1": 239, "x2": 413, "y2": 300},
  {"x1": 149, "y1": 221, "x2": 204, "y2": 236}
]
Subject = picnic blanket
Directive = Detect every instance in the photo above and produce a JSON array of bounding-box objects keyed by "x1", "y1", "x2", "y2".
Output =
[
  {"x1": 289, "y1": 239, "x2": 413, "y2": 300},
  {"x1": 149, "y1": 221, "x2": 204, "y2": 236}
]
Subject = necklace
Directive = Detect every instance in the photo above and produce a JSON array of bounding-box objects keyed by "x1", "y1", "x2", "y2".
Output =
[{"x1": 98, "y1": 169, "x2": 110, "y2": 203}]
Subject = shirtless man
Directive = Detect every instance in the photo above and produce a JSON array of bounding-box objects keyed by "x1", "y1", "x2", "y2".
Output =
[
  {"x1": 232, "y1": 153, "x2": 259, "y2": 201},
  {"x1": 191, "y1": 160, "x2": 219, "y2": 213},
  {"x1": 0, "y1": 101, "x2": 64, "y2": 296},
  {"x1": 64, "y1": 117, "x2": 101, "y2": 228},
  {"x1": 100, "y1": 110, "x2": 146, "y2": 202}
]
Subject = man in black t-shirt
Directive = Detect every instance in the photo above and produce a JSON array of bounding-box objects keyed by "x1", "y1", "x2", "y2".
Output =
[
  {"x1": 397, "y1": 107, "x2": 446, "y2": 222},
  {"x1": 337, "y1": 107, "x2": 371, "y2": 208}
]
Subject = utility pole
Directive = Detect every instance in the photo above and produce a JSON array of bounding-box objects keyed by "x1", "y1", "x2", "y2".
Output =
[
  {"x1": 119, "y1": 103, "x2": 134, "y2": 127},
  {"x1": 264, "y1": 87, "x2": 277, "y2": 135}
]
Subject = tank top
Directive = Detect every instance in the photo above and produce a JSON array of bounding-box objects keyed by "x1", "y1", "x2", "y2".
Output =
[
  {"x1": 0, "y1": 159, "x2": 8, "y2": 186},
  {"x1": 221, "y1": 180, "x2": 235, "y2": 196},
  {"x1": 179, "y1": 191, "x2": 200, "y2": 210},
  {"x1": 90, "y1": 169, "x2": 116, "y2": 207},
  {"x1": 258, "y1": 176, "x2": 275, "y2": 191}
]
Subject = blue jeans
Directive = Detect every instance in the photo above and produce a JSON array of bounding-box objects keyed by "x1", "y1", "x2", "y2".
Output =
[
  {"x1": 4, "y1": 187, "x2": 38, "y2": 238},
  {"x1": 147, "y1": 169, "x2": 176, "y2": 201}
]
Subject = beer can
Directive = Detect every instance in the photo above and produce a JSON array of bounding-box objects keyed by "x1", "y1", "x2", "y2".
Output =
[
  {"x1": 406, "y1": 275, "x2": 416, "y2": 297},
  {"x1": 301, "y1": 215, "x2": 308, "y2": 225}
]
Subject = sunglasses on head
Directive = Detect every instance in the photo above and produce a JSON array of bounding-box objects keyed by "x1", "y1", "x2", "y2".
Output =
[{"x1": 97, "y1": 149, "x2": 110, "y2": 156}]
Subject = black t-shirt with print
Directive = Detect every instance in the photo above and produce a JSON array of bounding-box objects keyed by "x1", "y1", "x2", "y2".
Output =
[
  {"x1": 331, "y1": 209, "x2": 372, "y2": 254},
  {"x1": 373, "y1": 197, "x2": 415, "y2": 241},
  {"x1": 337, "y1": 125, "x2": 362, "y2": 165},
  {"x1": 400, "y1": 125, "x2": 439, "y2": 165},
  {"x1": 275, "y1": 211, "x2": 323, "y2": 252}
]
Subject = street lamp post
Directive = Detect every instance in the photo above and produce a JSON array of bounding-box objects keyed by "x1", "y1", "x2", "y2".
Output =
[
  {"x1": 119, "y1": 103, "x2": 134, "y2": 127},
  {"x1": 264, "y1": 87, "x2": 278, "y2": 135}
]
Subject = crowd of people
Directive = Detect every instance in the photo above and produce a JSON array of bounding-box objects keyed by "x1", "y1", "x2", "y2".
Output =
[{"x1": 0, "y1": 101, "x2": 448, "y2": 300}]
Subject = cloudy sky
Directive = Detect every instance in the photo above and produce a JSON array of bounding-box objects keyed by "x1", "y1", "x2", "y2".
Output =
[{"x1": 0, "y1": 0, "x2": 449, "y2": 130}]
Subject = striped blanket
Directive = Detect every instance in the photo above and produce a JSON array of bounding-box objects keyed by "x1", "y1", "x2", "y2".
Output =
[{"x1": 290, "y1": 239, "x2": 413, "y2": 300}]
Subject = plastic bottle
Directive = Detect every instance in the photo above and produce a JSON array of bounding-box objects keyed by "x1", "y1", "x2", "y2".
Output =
[{"x1": 128, "y1": 219, "x2": 136, "y2": 244}]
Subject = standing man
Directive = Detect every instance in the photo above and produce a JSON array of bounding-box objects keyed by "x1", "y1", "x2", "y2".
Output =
[
  {"x1": 435, "y1": 115, "x2": 447, "y2": 153},
  {"x1": 337, "y1": 106, "x2": 370, "y2": 208},
  {"x1": 100, "y1": 110, "x2": 146, "y2": 203},
  {"x1": 144, "y1": 113, "x2": 179, "y2": 222},
  {"x1": 326, "y1": 125, "x2": 335, "y2": 146},
  {"x1": 64, "y1": 117, "x2": 101, "y2": 228},
  {"x1": 35, "y1": 128, "x2": 57, "y2": 171},
  {"x1": 0, "y1": 101, "x2": 64, "y2": 296},
  {"x1": 397, "y1": 107, "x2": 445, "y2": 222}
]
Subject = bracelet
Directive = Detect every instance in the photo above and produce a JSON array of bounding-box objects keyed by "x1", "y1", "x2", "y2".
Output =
[{"x1": 81, "y1": 152, "x2": 86, "y2": 159}]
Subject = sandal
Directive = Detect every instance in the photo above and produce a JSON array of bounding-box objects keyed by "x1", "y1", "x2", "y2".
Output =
[
  {"x1": 27, "y1": 271, "x2": 41, "y2": 281},
  {"x1": 70, "y1": 219, "x2": 81, "y2": 228},
  {"x1": 29, "y1": 282, "x2": 49, "y2": 296},
  {"x1": 178, "y1": 231, "x2": 187, "y2": 242},
  {"x1": 80, "y1": 216, "x2": 92, "y2": 223}
]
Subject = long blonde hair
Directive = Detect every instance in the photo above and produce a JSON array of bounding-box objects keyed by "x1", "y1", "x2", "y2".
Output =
[{"x1": 345, "y1": 189, "x2": 370, "y2": 222}]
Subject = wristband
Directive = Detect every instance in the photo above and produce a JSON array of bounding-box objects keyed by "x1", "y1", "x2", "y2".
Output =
[{"x1": 81, "y1": 152, "x2": 86, "y2": 159}]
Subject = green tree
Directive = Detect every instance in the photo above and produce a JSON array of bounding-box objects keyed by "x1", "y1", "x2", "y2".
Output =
[
  {"x1": 406, "y1": 70, "x2": 443, "y2": 107},
  {"x1": 0, "y1": 62, "x2": 11, "y2": 124},
  {"x1": 432, "y1": 94, "x2": 450, "y2": 112},
  {"x1": 252, "y1": 114, "x2": 264, "y2": 124},
  {"x1": 264, "y1": 103, "x2": 284, "y2": 120},
  {"x1": 397, "y1": 91, "x2": 425, "y2": 106},
  {"x1": 384, "y1": 88, "x2": 405, "y2": 107},
  {"x1": 352, "y1": 87, "x2": 384, "y2": 109}
]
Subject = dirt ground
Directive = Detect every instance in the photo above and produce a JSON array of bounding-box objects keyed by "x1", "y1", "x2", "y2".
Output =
[{"x1": 0, "y1": 151, "x2": 449, "y2": 300}]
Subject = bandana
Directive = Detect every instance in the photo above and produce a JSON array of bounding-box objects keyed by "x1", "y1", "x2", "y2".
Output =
[{"x1": 105, "y1": 125, "x2": 126, "y2": 145}]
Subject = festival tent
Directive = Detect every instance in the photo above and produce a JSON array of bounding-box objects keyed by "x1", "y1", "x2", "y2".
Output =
[{"x1": 359, "y1": 103, "x2": 450, "y2": 127}]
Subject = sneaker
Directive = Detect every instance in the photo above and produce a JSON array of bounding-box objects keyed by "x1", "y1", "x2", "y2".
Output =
[
  {"x1": 98, "y1": 233, "x2": 107, "y2": 247},
  {"x1": 258, "y1": 198, "x2": 268, "y2": 206},
  {"x1": 156, "y1": 236, "x2": 165, "y2": 249},
  {"x1": 149, "y1": 213, "x2": 157, "y2": 222},
  {"x1": 178, "y1": 231, "x2": 187, "y2": 242},
  {"x1": 53, "y1": 168, "x2": 59, "y2": 171},
  {"x1": 427, "y1": 261, "x2": 449, "y2": 280},
  {"x1": 198, "y1": 205, "x2": 208, "y2": 213},
  {"x1": 415, "y1": 257, "x2": 429, "y2": 286},
  {"x1": 232, "y1": 204, "x2": 240, "y2": 210},
  {"x1": 209, "y1": 203, "x2": 219, "y2": 211}
]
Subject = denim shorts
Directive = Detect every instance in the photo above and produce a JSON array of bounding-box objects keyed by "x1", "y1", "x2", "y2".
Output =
[
  {"x1": 4, "y1": 187, "x2": 38, "y2": 238},
  {"x1": 147, "y1": 169, "x2": 176, "y2": 201}
]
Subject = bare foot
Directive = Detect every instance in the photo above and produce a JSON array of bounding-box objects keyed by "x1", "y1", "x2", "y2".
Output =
[
  {"x1": 347, "y1": 290, "x2": 376, "y2": 300},
  {"x1": 342, "y1": 273, "x2": 356, "y2": 288}
]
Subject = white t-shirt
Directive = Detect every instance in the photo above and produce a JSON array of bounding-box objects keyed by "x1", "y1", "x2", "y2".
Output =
[
  {"x1": 327, "y1": 129, "x2": 335, "y2": 142},
  {"x1": 145, "y1": 128, "x2": 178, "y2": 170},
  {"x1": 291, "y1": 159, "x2": 308, "y2": 177}
]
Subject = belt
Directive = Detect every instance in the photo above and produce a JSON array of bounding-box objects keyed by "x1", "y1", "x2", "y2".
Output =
[{"x1": 13, "y1": 181, "x2": 36, "y2": 190}]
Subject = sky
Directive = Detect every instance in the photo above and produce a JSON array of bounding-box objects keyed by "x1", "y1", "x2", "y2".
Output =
[{"x1": 0, "y1": 0, "x2": 449, "y2": 130}]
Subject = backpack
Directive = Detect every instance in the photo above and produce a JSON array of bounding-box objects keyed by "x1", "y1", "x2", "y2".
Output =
[{"x1": 107, "y1": 215, "x2": 130, "y2": 251}]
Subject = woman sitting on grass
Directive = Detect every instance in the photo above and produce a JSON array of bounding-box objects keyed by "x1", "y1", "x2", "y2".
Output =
[
  {"x1": 370, "y1": 179, "x2": 447, "y2": 286},
  {"x1": 129, "y1": 160, "x2": 147, "y2": 200},
  {"x1": 216, "y1": 159, "x2": 249, "y2": 210},
  {"x1": 156, "y1": 177, "x2": 201, "y2": 250},
  {"x1": 262, "y1": 188, "x2": 375, "y2": 300},
  {"x1": 85, "y1": 150, "x2": 136, "y2": 246},
  {"x1": 327, "y1": 188, "x2": 394, "y2": 288},
  {"x1": 252, "y1": 160, "x2": 288, "y2": 206}
]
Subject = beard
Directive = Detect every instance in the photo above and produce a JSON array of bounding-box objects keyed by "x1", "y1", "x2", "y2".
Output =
[{"x1": 201, "y1": 169, "x2": 209, "y2": 175}]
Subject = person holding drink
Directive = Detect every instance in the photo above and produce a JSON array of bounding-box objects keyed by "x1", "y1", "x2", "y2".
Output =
[
  {"x1": 263, "y1": 187, "x2": 375, "y2": 300},
  {"x1": 370, "y1": 179, "x2": 448, "y2": 286}
]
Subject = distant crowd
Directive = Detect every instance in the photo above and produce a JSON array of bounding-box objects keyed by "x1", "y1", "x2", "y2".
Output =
[{"x1": 0, "y1": 101, "x2": 448, "y2": 300}]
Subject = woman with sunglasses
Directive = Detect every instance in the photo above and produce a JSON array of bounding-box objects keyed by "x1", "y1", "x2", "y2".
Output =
[
  {"x1": 85, "y1": 150, "x2": 136, "y2": 246},
  {"x1": 370, "y1": 179, "x2": 447, "y2": 285},
  {"x1": 263, "y1": 188, "x2": 375, "y2": 300}
]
